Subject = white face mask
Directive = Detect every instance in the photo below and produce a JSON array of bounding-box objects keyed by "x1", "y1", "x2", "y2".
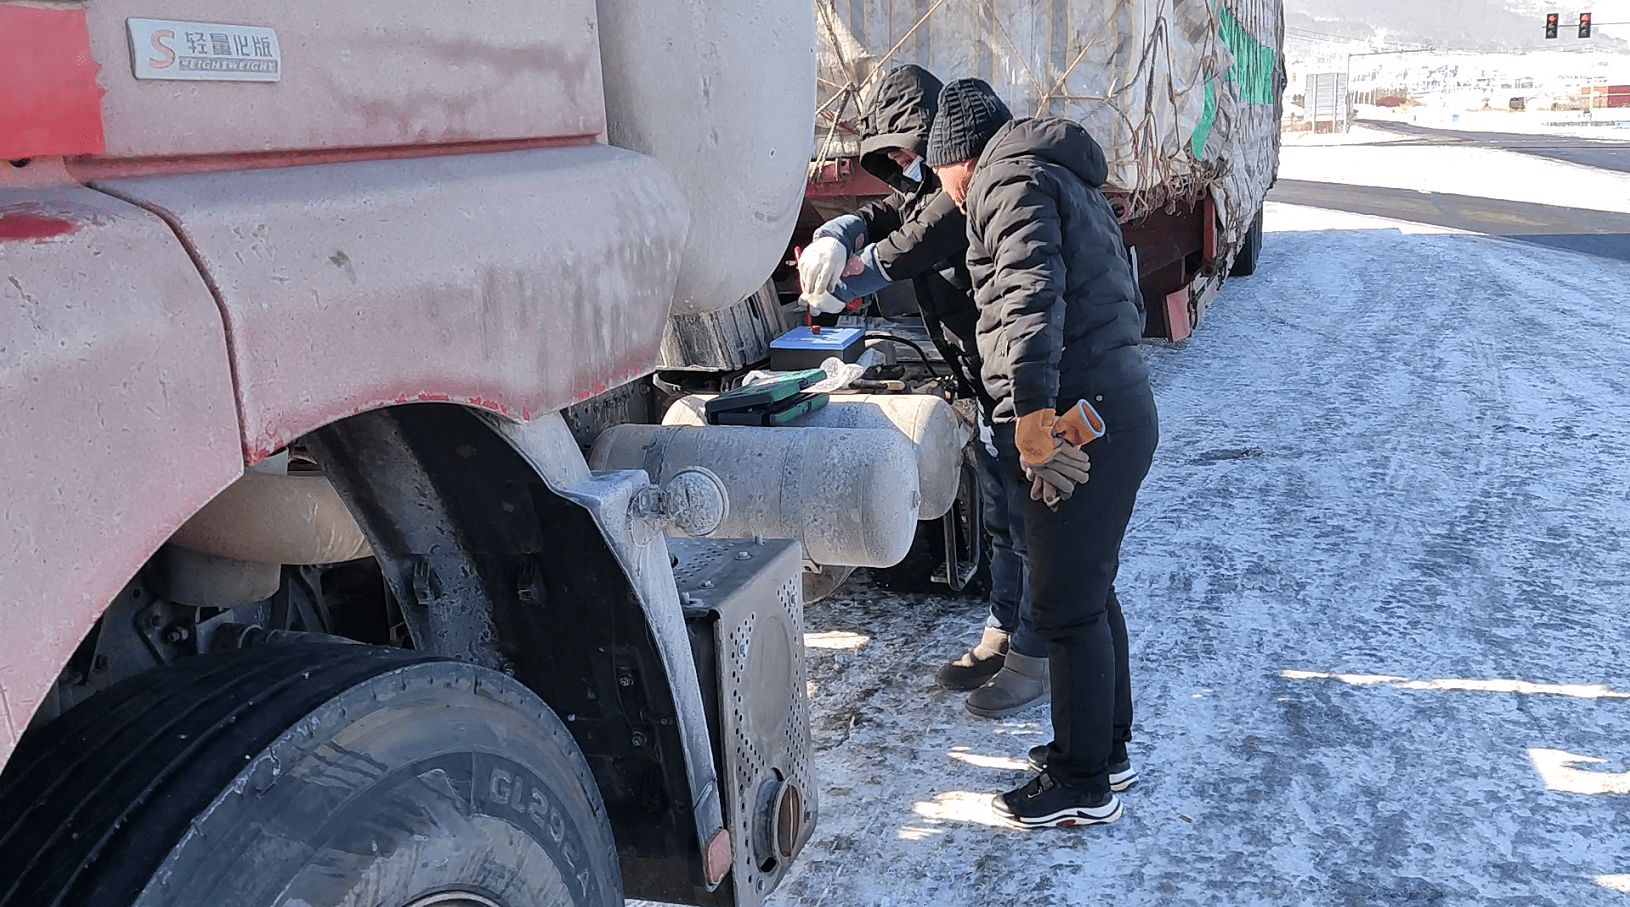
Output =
[{"x1": 902, "y1": 157, "x2": 924, "y2": 184}]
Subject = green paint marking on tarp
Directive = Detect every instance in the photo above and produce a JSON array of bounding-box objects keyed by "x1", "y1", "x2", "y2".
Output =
[
  {"x1": 1194, "y1": 2, "x2": 1280, "y2": 156},
  {"x1": 1195, "y1": 80, "x2": 1216, "y2": 157},
  {"x1": 1221, "y1": 5, "x2": 1279, "y2": 105}
]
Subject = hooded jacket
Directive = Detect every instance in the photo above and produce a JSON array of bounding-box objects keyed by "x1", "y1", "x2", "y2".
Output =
[
  {"x1": 839, "y1": 66, "x2": 989, "y2": 407},
  {"x1": 857, "y1": 64, "x2": 939, "y2": 185},
  {"x1": 963, "y1": 117, "x2": 1149, "y2": 424}
]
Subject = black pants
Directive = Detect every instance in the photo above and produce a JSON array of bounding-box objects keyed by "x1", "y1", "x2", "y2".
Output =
[{"x1": 1013, "y1": 384, "x2": 1158, "y2": 795}]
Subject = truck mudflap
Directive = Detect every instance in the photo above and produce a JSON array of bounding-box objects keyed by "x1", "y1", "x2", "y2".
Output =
[
  {"x1": 491, "y1": 414, "x2": 730, "y2": 886},
  {"x1": 96, "y1": 144, "x2": 689, "y2": 463},
  {"x1": 496, "y1": 413, "x2": 815, "y2": 905},
  {"x1": 672, "y1": 537, "x2": 816, "y2": 905}
]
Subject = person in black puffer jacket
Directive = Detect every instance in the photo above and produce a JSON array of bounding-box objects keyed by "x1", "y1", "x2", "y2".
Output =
[
  {"x1": 926, "y1": 78, "x2": 1160, "y2": 829},
  {"x1": 799, "y1": 65, "x2": 1049, "y2": 716}
]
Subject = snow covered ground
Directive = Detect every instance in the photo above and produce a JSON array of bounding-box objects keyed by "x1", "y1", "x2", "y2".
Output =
[
  {"x1": 637, "y1": 138, "x2": 1630, "y2": 906},
  {"x1": 1376, "y1": 107, "x2": 1630, "y2": 135},
  {"x1": 1356, "y1": 106, "x2": 1630, "y2": 141},
  {"x1": 1280, "y1": 125, "x2": 1630, "y2": 213}
]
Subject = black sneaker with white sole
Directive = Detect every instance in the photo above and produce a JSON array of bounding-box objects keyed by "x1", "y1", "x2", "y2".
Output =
[
  {"x1": 992, "y1": 771, "x2": 1123, "y2": 828},
  {"x1": 1026, "y1": 744, "x2": 1139, "y2": 791}
]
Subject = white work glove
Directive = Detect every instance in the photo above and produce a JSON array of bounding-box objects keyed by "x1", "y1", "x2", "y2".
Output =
[
  {"x1": 802, "y1": 291, "x2": 848, "y2": 316},
  {"x1": 798, "y1": 236, "x2": 848, "y2": 298},
  {"x1": 1024, "y1": 437, "x2": 1091, "y2": 510}
]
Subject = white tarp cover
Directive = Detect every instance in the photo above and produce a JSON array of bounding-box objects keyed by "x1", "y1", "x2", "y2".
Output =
[{"x1": 814, "y1": 0, "x2": 1283, "y2": 238}]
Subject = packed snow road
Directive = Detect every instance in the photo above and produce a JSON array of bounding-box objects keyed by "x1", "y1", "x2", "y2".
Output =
[
  {"x1": 1361, "y1": 119, "x2": 1630, "y2": 175},
  {"x1": 729, "y1": 142, "x2": 1630, "y2": 907}
]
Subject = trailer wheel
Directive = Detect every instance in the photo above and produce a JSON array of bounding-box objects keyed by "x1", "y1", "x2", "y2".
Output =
[
  {"x1": 867, "y1": 515, "x2": 939, "y2": 594},
  {"x1": 1229, "y1": 208, "x2": 1264, "y2": 278},
  {"x1": 870, "y1": 456, "x2": 990, "y2": 598},
  {"x1": 0, "y1": 645, "x2": 621, "y2": 907}
]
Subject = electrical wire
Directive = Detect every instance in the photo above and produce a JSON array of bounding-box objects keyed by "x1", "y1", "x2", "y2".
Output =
[
  {"x1": 863, "y1": 332, "x2": 942, "y2": 378},
  {"x1": 1285, "y1": 28, "x2": 1358, "y2": 44}
]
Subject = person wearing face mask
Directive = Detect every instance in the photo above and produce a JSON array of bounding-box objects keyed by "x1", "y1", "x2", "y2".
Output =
[
  {"x1": 797, "y1": 65, "x2": 1051, "y2": 719},
  {"x1": 926, "y1": 77, "x2": 1158, "y2": 829}
]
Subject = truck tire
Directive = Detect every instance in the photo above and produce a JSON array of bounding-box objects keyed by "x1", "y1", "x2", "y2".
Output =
[
  {"x1": 870, "y1": 457, "x2": 990, "y2": 598},
  {"x1": 1229, "y1": 209, "x2": 1264, "y2": 278},
  {"x1": 868, "y1": 517, "x2": 946, "y2": 594},
  {"x1": 0, "y1": 645, "x2": 621, "y2": 907}
]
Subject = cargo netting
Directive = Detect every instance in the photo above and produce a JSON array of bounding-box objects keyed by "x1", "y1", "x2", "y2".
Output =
[{"x1": 813, "y1": 0, "x2": 1283, "y2": 240}]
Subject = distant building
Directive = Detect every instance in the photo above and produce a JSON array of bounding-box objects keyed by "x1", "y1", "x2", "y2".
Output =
[
  {"x1": 1581, "y1": 85, "x2": 1630, "y2": 109},
  {"x1": 1304, "y1": 72, "x2": 1350, "y2": 132}
]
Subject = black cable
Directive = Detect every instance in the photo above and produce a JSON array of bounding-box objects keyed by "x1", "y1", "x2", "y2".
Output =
[{"x1": 863, "y1": 332, "x2": 942, "y2": 378}]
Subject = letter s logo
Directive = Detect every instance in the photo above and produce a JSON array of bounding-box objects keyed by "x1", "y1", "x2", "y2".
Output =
[{"x1": 149, "y1": 29, "x2": 176, "y2": 69}]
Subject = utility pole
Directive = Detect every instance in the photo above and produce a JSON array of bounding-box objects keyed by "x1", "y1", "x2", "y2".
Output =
[{"x1": 1345, "y1": 46, "x2": 1438, "y2": 116}]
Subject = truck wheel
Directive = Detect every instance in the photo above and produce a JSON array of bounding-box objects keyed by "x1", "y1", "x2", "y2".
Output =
[
  {"x1": 0, "y1": 645, "x2": 621, "y2": 907},
  {"x1": 1229, "y1": 209, "x2": 1264, "y2": 278}
]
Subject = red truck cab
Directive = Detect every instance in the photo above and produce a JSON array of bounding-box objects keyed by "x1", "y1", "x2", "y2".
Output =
[{"x1": 0, "y1": 2, "x2": 821, "y2": 905}]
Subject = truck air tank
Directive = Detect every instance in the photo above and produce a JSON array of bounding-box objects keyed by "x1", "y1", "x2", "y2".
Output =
[
  {"x1": 662, "y1": 394, "x2": 968, "y2": 520},
  {"x1": 589, "y1": 424, "x2": 919, "y2": 568}
]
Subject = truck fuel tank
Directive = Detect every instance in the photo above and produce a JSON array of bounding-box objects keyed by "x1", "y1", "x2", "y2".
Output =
[
  {"x1": 663, "y1": 393, "x2": 968, "y2": 521},
  {"x1": 589, "y1": 424, "x2": 918, "y2": 568}
]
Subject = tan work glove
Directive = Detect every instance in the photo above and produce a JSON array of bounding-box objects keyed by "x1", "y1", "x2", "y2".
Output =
[
  {"x1": 1024, "y1": 436, "x2": 1091, "y2": 509},
  {"x1": 1015, "y1": 408, "x2": 1058, "y2": 466}
]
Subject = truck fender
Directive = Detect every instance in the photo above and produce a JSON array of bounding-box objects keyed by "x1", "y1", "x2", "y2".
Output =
[
  {"x1": 304, "y1": 404, "x2": 728, "y2": 896},
  {"x1": 0, "y1": 186, "x2": 241, "y2": 765},
  {"x1": 490, "y1": 412, "x2": 728, "y2": 859}
]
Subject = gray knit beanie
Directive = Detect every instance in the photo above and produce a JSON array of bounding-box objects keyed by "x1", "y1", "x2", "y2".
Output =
[{"x1": 926, "y1": 78, "x2": 1013, "y2": 167}]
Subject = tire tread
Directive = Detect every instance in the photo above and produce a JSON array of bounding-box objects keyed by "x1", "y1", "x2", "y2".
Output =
[{"x1": 0, "y1": 645, "x2": 434, "y2": 907}]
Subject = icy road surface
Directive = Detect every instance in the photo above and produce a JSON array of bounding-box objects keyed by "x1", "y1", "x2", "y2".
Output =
[{"x1": 640, "y1": 141, "x2": 1630, "y2": 906}]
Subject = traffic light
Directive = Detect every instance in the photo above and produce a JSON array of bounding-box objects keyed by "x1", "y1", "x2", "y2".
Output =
[
  {"x1": 1580, "y1": 11, "x2": 1592, "y2": 37},
  {"x1": 1546, "y1": 12, "x2": 1559, "y2": 38}
]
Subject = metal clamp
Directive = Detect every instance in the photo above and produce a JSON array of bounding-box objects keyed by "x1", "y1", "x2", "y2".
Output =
[{"x1": 629, "y1": 466, "x2": 730, "y2": 542}]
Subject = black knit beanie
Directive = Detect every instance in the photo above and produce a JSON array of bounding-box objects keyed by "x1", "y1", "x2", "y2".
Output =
[{"x1": 926, "y1": 78, "x2": 1013, "y2": 167}]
